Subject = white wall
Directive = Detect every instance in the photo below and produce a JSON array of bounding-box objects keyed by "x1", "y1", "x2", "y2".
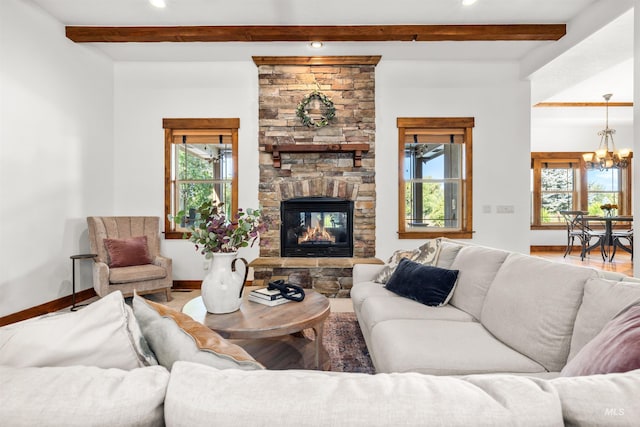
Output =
[
  {"x1": 113, "y1": 62, "x2": 260, "y2": 280},
  {"x1": 0, "y1": 5, "x2": 539, "y2": 312},
  {"x1": 113, "y1": 59, "x2": 533, "y2": 280},
  {"x1": 376, "y1": 60, "x2": 532, "y2": 258},
  {"x1": 634, "y1": 0, "x2": 640, "y2": 276},
  {"x1": 0, "y1": 0, "x2": 114, "y2": 316}
]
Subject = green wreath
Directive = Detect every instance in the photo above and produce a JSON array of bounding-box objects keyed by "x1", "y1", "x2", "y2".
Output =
[{"x1": 296, "y1": 90, "x2": 336, "y2": 128}]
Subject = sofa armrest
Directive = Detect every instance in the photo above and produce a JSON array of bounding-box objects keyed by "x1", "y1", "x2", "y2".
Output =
[{"x1": 353, "y1": 264, "x2": 385, "y2": 284}]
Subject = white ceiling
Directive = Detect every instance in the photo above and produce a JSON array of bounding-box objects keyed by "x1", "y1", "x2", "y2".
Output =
[
  {"x1": 28, "y1": 0, "x2": 600, "y2": 26},
  {"x1": 27, "y1": 0, "x2": 634, "y2": 104}
]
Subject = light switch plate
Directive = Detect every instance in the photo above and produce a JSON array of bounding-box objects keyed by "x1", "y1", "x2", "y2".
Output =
[{"x1": 496, "y1": 205, "x2": 515, "y2": 214}]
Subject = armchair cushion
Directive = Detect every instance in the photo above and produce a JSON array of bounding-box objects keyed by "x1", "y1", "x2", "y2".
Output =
[
  {"x1": 104, "y1": 235, "x2": 152, "y2": 268},
  {"x1": 110, "y1": 264, "x2": 167, "y2": 284}
]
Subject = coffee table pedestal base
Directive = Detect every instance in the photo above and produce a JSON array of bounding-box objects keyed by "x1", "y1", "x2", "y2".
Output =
[{"x1": 233, "y1": 334, "x2": 331, "y2": 370}]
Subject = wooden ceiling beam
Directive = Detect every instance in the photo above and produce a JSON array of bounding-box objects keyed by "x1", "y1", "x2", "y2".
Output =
[
  {"x1": 65, "y1": 24, "x2": 566, "y2": 43},
  {"x1": 252, "y1": 56, "x2": 381, "y2": 66}
]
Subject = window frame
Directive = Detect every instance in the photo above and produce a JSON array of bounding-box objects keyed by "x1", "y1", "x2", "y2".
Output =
[
  {"x1": 163, "y1": 118, "x2": 239, "y2": 239},
  {"x1": 531, "y1": 151, "x2": 632, "y2": 229},
  {"x1": 397, "y1": 117, "x2": 474, "y2": 239}
]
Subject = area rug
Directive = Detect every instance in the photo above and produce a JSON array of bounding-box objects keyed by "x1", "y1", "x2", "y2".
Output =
[{"x1": 321, "y1": 312, "x2": 375, "y2": 374}]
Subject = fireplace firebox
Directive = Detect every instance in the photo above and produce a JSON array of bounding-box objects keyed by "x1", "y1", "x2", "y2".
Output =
[{"x1": 281, "y1": 197, "x2": 354, "y2": 257}]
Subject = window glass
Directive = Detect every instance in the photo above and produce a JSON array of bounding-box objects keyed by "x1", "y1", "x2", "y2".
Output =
[
  {"x1": 530, "y1": 152, "x2": 632, "y2": 228},
  {"x1": 163, "y1": 119, "x2": 239, "y2": 239},
  {"x1": 397, "y1": 118, "x2": 473, "y2": 239},
  {"x1": 404, "y1": 143, "x2": 462, "y2": 230},
  {"x1": 540, "y1": 167, "x2": 574, "y2": 224},
  {"x1": 587, "y1": 168, "x2": 620, "y2": 215},
  {"x1": 175, "y1": 142, "x2": 233, "y2": 222}
]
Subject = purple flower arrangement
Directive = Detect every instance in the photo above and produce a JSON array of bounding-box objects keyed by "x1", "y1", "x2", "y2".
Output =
[{"x1": 181, "y1": 201, "x2": 267, "y2": 258}]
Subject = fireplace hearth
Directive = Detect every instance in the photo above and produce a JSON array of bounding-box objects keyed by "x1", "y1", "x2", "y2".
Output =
[{"x1": 281, "y1": 197, "x2": 354, "y2": 257}]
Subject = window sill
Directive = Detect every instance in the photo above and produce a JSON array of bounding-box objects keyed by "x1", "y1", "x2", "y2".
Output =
[
  {"x1": 398, "y1": 231, "x2": 473, "y2": 239},
  {"x1": 165, "y1": 231, "x2": 188, "y2": 239},
  {"x1": 530, "y1": 225, "x2": 565, "y2": 230}
]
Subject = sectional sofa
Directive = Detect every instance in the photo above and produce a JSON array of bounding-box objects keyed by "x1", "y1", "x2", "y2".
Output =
[
  {"x1": 352, "y1": 238, "x2": 640, "y2": 376},
  {"x1": 1, "y1": 240, "x2": 639, "y2": 426}
]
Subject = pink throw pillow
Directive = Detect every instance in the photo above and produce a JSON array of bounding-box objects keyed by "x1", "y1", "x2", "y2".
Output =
[
  {"x1": 561, "y1": 305, "x2": 640, "y2": 376},
  {"x1": 104, "y1": 236, "x2": 152, "y2": 268}
]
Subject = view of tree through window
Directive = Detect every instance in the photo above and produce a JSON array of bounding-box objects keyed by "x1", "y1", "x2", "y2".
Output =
[
  {"x1": 587, "y1": 169, "x2": 620, "y2": 215},
  {"x1": 397, "y1": 117, "x2": 474, "y2": 239},
  {"x1": 404, "y1": 143, "x2": 461, "y2": 228},
  {"x1": 176, "y1": 142, "x2": 233, "y2": 224},
  {"x1": 540, "y1": 167, "x2": 574, "y2": 224},
  {"x1": 163, "y1": 118, "x2": 239, "y2": 239},
  {"x1": 531, "y1": 152, "x2": 631, "y2": 227}
]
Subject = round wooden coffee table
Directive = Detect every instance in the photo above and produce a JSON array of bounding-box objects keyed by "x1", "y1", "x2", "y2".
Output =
[{"x1": 182, "y1": 289, "x2": 331, "y2": 370}]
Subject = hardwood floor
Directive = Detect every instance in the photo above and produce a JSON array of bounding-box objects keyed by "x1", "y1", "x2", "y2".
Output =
[{"x1": 533, "y1": 248, "x2": 634, "y2": 277}]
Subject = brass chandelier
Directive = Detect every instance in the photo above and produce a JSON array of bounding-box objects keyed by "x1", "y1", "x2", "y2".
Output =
[{"x1": 582, "y1": 94, "x2": 630, "y2": 170}]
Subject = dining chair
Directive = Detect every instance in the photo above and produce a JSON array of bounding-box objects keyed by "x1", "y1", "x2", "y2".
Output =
[
  {"x1": 560, "y1": 211, "x2": 606, "y2": 261},
  {"x1": 610, "y1": 228, "x2": 633, "y2": 262}
]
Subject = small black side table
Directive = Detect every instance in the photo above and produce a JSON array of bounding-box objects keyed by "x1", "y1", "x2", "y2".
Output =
[{"x1": 70, "y1": 253, "x2": 97, "y2": 311}]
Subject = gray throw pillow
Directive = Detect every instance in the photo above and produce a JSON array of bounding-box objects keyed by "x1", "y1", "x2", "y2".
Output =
[
  {"x1": 132, "y1": 293, "x2": 264, "y2": 371},
  {"x1": 373, "y1": 239, "x2": 440, "y2": 284}
]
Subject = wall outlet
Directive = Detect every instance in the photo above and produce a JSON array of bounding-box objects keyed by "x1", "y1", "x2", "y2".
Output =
[{"x1": 496, "y1": 205, "x2": 515, "y2": 214}]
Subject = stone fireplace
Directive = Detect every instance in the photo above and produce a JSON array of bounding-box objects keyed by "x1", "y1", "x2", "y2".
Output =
[{"x1": 250, "y1": 56, "x2": 383, "y2": 296}]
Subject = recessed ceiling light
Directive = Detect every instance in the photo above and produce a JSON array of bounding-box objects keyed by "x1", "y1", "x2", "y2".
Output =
[
  {"x1": 149, "y1": 0, "x2": 166, "y2": 8},
  {"x1": 462, "y1": 0, "x2": 478, "y2": 5},
  {"x1": 310, "y1": 41, "x2": 324, "y2": 49}
]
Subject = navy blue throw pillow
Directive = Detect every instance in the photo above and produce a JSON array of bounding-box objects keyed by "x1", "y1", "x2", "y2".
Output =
[{"x1": 385, "y1": 258, "x2": 459, "y2": 307}]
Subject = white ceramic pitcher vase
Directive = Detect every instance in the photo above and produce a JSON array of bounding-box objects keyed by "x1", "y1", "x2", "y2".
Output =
[{"x1": 201, "y1": 252, "x2": 248, "y2": 314}]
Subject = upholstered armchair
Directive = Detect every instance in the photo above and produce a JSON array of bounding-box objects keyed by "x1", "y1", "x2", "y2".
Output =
[{"x1": 87, "y1": 216, "x2": 172, "y2": 301}]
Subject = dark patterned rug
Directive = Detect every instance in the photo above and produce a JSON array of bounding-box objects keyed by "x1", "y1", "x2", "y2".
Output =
[{"x1": 321, "y1": 312, "x2": 375, "y2": 374}]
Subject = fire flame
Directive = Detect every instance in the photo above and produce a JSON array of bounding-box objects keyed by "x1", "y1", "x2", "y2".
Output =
[{"x1": 298, "y1": 226, "x2": 335, "y2": 244}]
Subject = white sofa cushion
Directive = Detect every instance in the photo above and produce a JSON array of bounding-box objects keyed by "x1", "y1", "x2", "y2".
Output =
[
  {"x1": 358, "y1": 297, "x2": 475, "y2": 356},
  {"x1": 449, "y1": 245, "x2": 510, "y2": 319},
  {"x1": 369, "y1": 319, "x2": 546, "y2": 375},
  {"x1": 0, "y1": 365, "x2": 169, "y2": 426},
  {"x1": 132, "y1": 293, "x2": 264, "y2": 371},
  {"x1": 164, "y1": 361, "x2": 563, "y2": 427},
  {"x1": 350, "y1": 281, "x2": 401, "y2": 316},
  {"x1": 551, "y1": 369, "x2": 640, "y2": 426},
  {"x1": 0, "y1": 291, "x2": 156, "y2": 370},
  {"x1": 567, "y1": 277, "x2": 640, "y2": 361},
  {"x1": 352, "y1": 263, "x2": 385, "y2": 284},
  {"x1": 360, "y1": 296, "x2": 475, "y2": 333},
  {"x1": 435, "y1": 240, "x2": 464, "y2": 268},
  {"x1": 480, "y1": 253, "x2": 596, "y2": 372}
]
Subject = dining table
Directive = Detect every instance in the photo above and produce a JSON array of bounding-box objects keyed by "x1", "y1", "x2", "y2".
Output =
[{"x1": 584, "y1": 215, "x2": 633, "y2": 261}]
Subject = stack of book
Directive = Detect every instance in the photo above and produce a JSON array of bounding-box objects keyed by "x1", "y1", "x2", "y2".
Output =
[{"x1": 248, "y1": 287, "x2": 303, "y2": 306}]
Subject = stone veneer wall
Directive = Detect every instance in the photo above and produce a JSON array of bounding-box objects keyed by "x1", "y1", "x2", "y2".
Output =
[{"x1": 256, "y1": 59, "x2": 378, "y2": 258}]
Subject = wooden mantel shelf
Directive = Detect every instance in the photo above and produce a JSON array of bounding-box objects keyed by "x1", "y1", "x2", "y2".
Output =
[{"x1": 263, "y1": 144, "x2": 369, "y2": 168}]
